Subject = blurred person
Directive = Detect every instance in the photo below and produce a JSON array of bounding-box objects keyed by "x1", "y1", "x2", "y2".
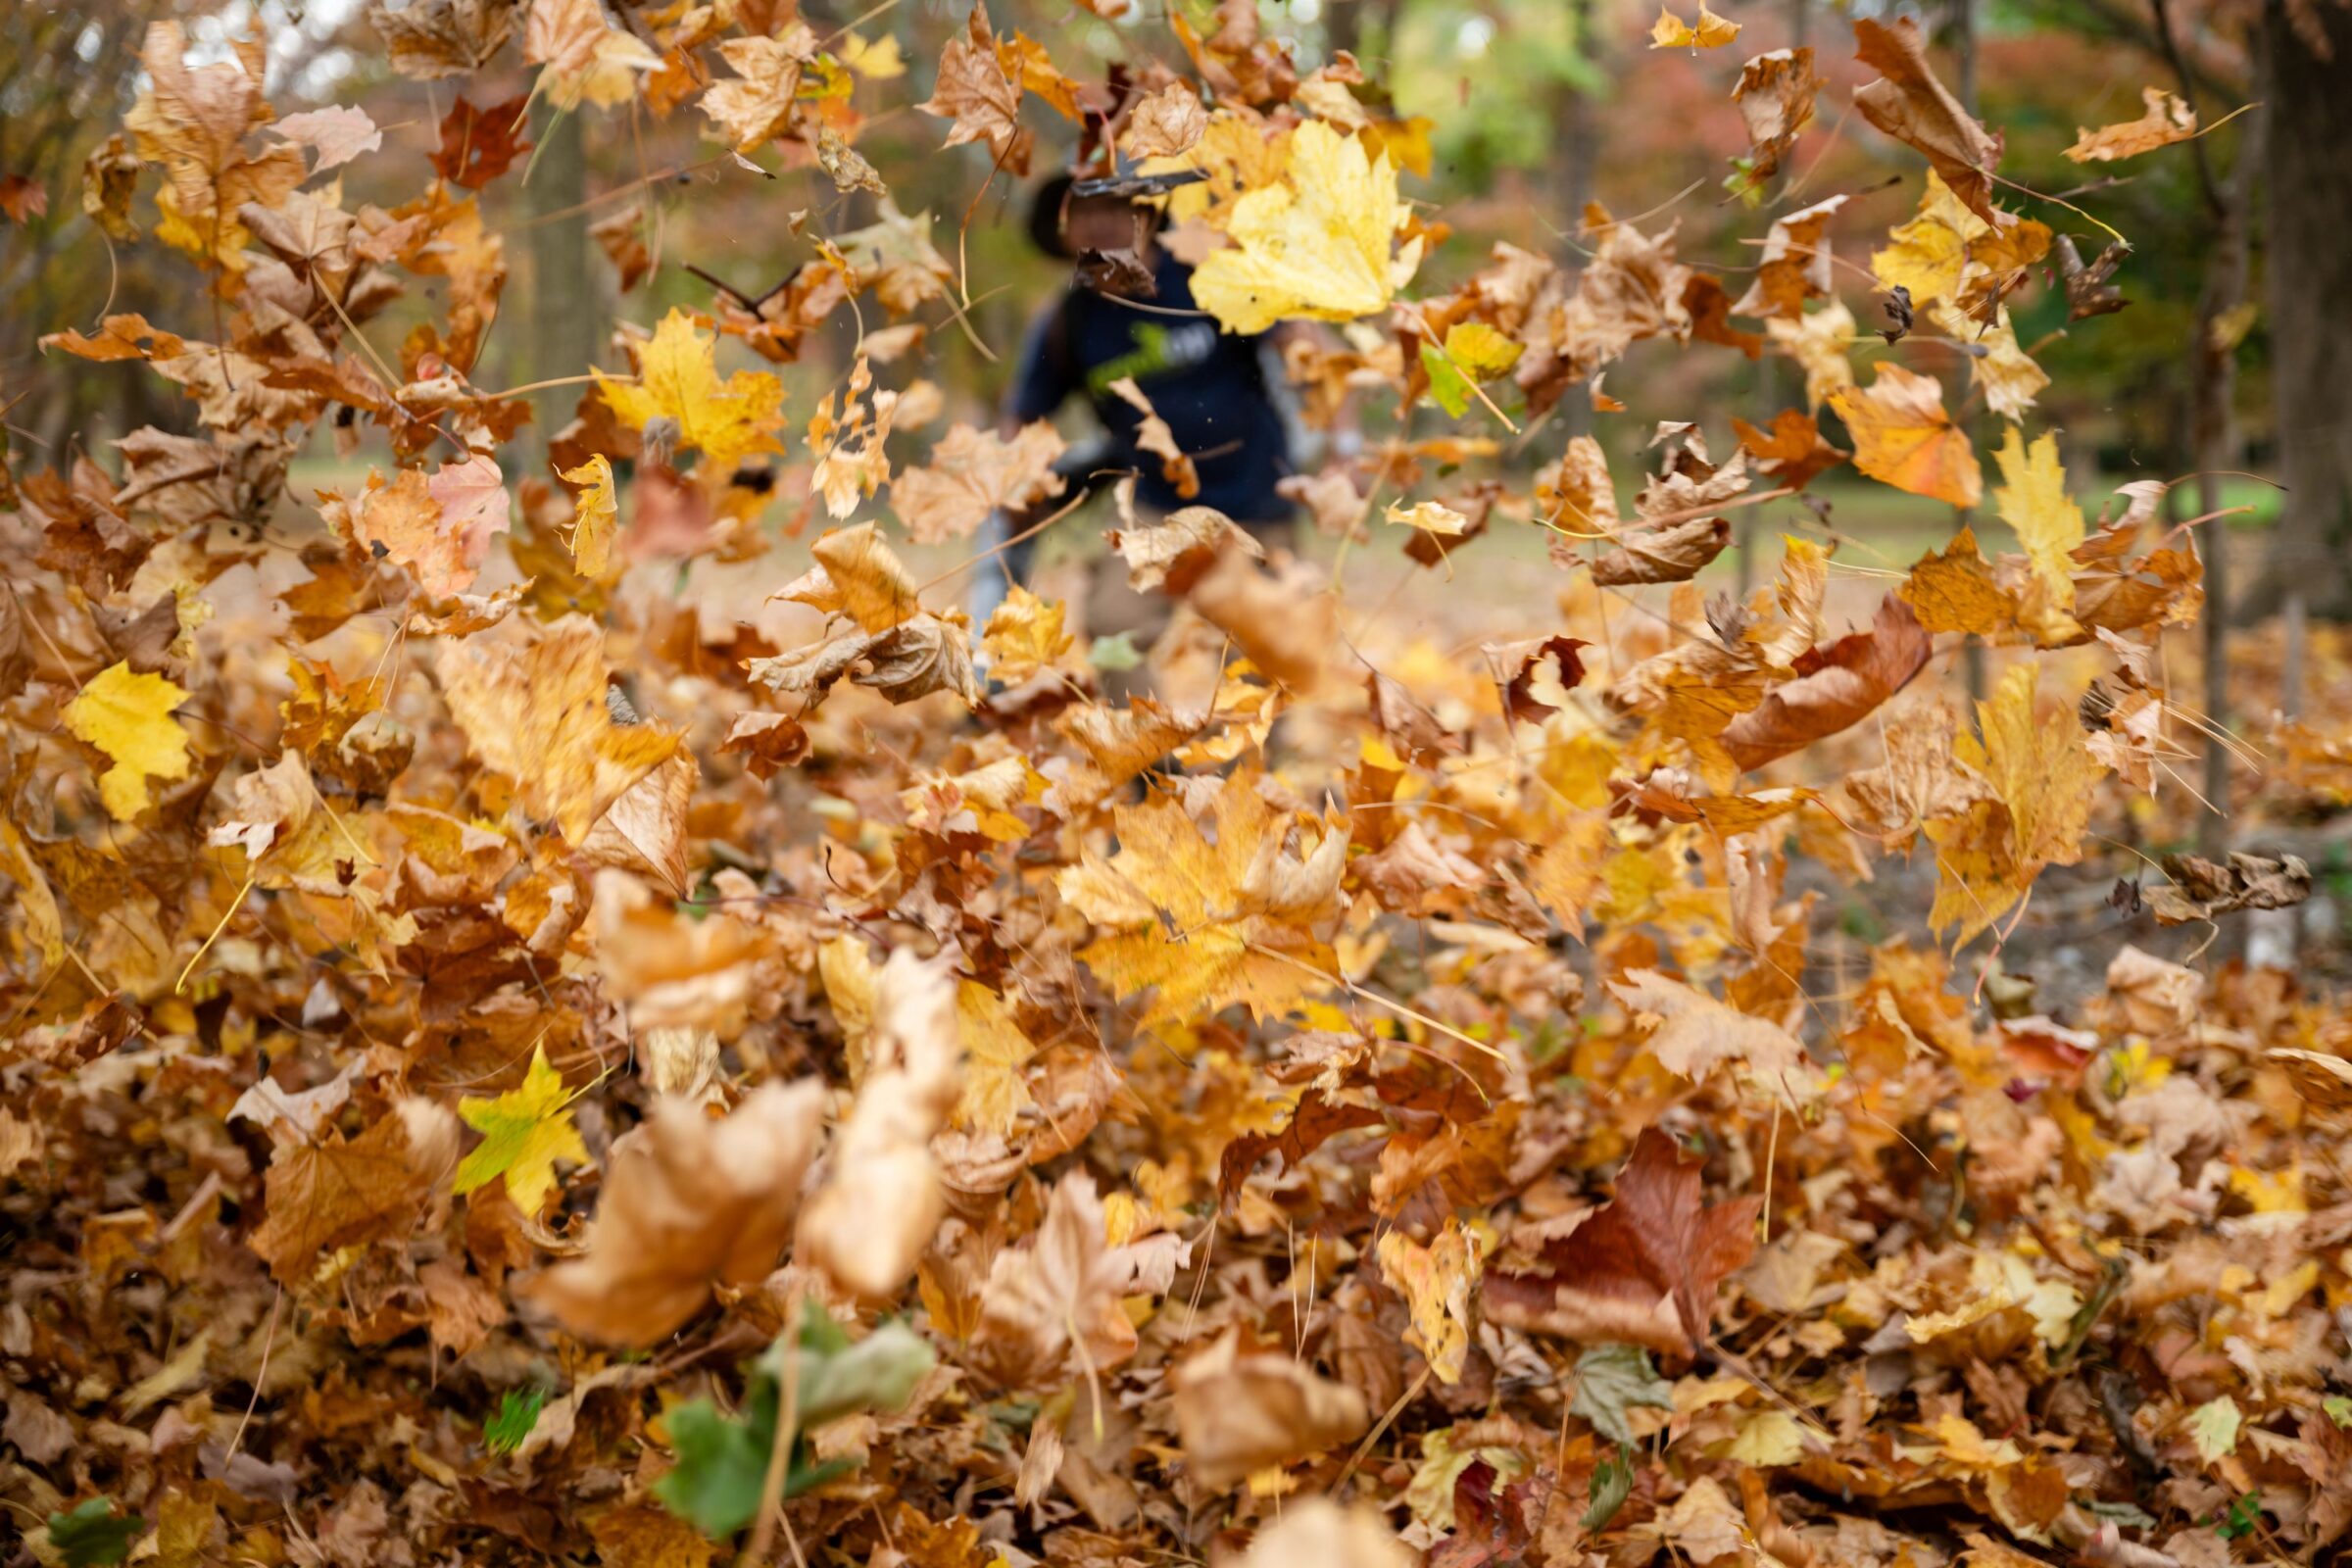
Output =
[{"x1": 969, "y1": 171, "x2": 1339, "y2": 688}]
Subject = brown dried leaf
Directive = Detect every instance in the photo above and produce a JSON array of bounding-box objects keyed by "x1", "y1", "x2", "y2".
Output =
[
  {"x1": 1485, "y1": 1128, "x2": 1760, "y2": 1356},
  {"x1": 526, "y1": 1081, "x2": 826, "y2": 1346}
]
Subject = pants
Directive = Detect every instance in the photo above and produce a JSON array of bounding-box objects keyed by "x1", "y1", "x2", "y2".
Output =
[{"x1": 969, "y1": 505, "x2": 1296, "y2": 702}]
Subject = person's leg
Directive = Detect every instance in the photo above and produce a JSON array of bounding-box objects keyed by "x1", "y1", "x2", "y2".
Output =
[
  {"x1": 966, "y1": 507, "x2": 1051, "y2": 642},
  {"x1": 1083, "y1": 543, "x2": 1177, "y2": 705}
]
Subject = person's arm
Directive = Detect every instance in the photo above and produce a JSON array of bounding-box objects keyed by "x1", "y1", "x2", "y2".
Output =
[
  {"x1": 1001, "y1": 299, "x2": 1074, "y2": 438},
  {"x1": 1266, "y1": 318, "x2": 1364, "y2": 459},
  {"x1": 972, "y1": 300, "x2": 1077, "y2": 627}
]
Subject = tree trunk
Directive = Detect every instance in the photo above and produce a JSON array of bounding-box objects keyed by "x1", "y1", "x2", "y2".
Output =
[
  {"x1": 527, "y1": 105, "x2": 599, "y2": 471},
  {"x1": 2246, "y1": 0, "x2": 2352, "y2": 619}
]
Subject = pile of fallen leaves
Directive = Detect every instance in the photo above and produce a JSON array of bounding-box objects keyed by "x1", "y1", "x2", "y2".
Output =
[{"x1": 2, "y1": 5, "x2": 2333, "y2": 1568}]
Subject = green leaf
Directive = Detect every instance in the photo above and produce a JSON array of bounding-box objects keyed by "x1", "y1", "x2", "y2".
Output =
[
  {"x1": 2185, "y1": 1395, "x2": 2240, "y2": 1463},
  {"x1": 1089, "y1": 632, "x2": 1142, "y2": 673},
  {"x1": 657, "y1": 1395, "x2": 775, "y2": 1538},
  {"x1": 2218, "y1": 1491, "x2": 2263, "y2": 1542},
  {"x1": 2326, "y1": 1394, "x2": 2352, "y2": 1430},
  {"x1": 1571, "y1": 1343, "x2": 1672, "y2": 1447},
  {"x1": 484, "y1": 1385, "x2": 551, "y2": 1455},
  {"x1": 1585, "y1": 1444, "x2": 1636, "y2": 1532},
  {"x1": 1421, "y1": 343, "x2": 1474, "y2": 418},
  {"x1": 48, "y1": 1499, "x2": 146, "y2": 1567},
  {"x1": 657, "y1": 1303, "x2": 936, "y2": 1540}
]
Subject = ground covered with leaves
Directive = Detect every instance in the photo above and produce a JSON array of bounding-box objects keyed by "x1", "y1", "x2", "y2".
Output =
[{"x1": 4, "y1": 4, "x2": 2346, "y2": 1568}]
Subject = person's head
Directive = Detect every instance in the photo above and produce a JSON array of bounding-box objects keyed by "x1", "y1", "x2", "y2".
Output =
[
  {"x1": 1063, "y1": 191, "x2": 1145, "y2": 256},
  {"x1": 1026, "y1": 173, "x2": 1154, "y2": 263}
]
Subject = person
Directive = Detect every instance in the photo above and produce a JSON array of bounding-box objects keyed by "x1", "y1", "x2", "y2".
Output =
[{"x1": 969, "y1": 172, "x2": 1314, "y2": 681}]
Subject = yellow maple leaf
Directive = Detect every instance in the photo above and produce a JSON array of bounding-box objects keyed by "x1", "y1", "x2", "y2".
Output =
[
  {"x1": 1385, "y1": 499, "x2": 1469, "y2": 536},
  {"x1": 837, "y1": 30, "x2": 906, "y2": 80},
  {"x1": 1377, "y1": 1220, "x2": 1483, "y2": 1385},
  {"x1": 777, "y1": 521, "x2": 919, "y2": 634},
  {"x1": 1650, "y1": 2, "x2": 1741, "y2": 48},
  {"x1": 64, "y1": 662, "x2": 193, "y2": 821},
  {"x1": 1928, "y1": 662, "x2": 2107, "y2": 942},
  {"x1": 955, "y1": 980, "x2": 1036, "y2": 1136},
  {"x1": 1766, "y1": 300, "x2": 1858, "y2": 413},
  {"x1": 1192, "y1": 120, "x2": 1423, "y2": 335},
  {"x1": 1828, "y1": 363, "x2": 1982, "y2": 508},
  {"x1": 526, "y1": 0, "x2": 662, "y2": 111},
  {"x1": 596, "y1": 309, "x2": 786, "y2": 466},
  {"x1": 1993, "y1": 425, "x2": 2083, "y2": 607},
  {"x1": 436, "y1": 614, "x2": 680, "y2": 843},
  {"x1": 1871, "y1": 170, "x2": 1982, "y2": 310},
  {"x1": 981, "y1": 585, "x2": 1072, "y2": 683},
  {"x1": 1933, "y1": 302, "x2": 2047, "y2": 421},
  {"x1": 454, "y1": 1045, "x2": 591, "y2": 1215},
  {"x1": 1055, "y1": 776, "x2": 1344, "y2": 1029},
  {"x1": 559, "y1": 454, "x2": 618, "y2": 579}
]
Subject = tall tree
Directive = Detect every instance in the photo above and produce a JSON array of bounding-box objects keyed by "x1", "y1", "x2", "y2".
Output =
[{"x1": 2248, "y1": 0, "x2": 2352, "y2": 618}]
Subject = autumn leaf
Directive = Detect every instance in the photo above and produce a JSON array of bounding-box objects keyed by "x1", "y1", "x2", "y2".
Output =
[
  {"x1": 436, "y1": 613, "x2": 681, "y2": 843},
  {"x1": 265, "y1": 104, "x2": 378, "y2": 173},
  {"x1": 1171, "y1": 1328, "x2": 1370, "y2": 1489},
  {"x1": 1119, "y1": 81, "x2": 1208, "y2": 159},
  {"x1": 63, "y1": 662, "x2": 192, "y2": 821},
  {"x1": 2067, "y1": 86, "x2": 2199, "y2": 163},
  {"x1": 1485, "y1": 1128, "x2": 1761, "y2": 1356},
  {"x1": 431, "y1": 94, "x2": 532, "y2": 186},
  {"x1": 1193, "y1": 121, "x2": 1423, "y2": 335},
  {"x1": 453, "y1": 1044, "x2": 590, "y2": 1215},
  {"x1": 969, "y1": 1169, "x2": 1190, "y2": 1392},
  {"x1": 597, "y1": 308, "x2": 787, "y2": 467},
  {"x1": 1378, "y1": 1220, "x2": 1484, "y2": 1385},
  {"x1": 916, "y1": 1, "x2": 1023, "y2": 164},
  {"x1": 1735, "y1": 46, "x2": 1821, "y2": 180},
  {"x1": 776, "y1": 521, "x2": 920, "y2": 634},
  {"x1": 1851, "y1": 16, "x2": 2004, "y2": 224},
  {"x1": 1993, "y1": 424, "x2": 2085, "y2": 609},
  {"x1": 1608, "y1": 969, "x2": 1808, "y2": 1088},
  {"x1": 1421, "y1": 321, "x2": 1523, "y2": 417},
  {"x1": 559, "y1": 454, "x2": 617, "y2": 578},
  {"x1": 1720, "y1": 594, "x2": 1933, "y2": 769},
  {"x1": 800, "y1": 949, "x2": 961, "y2": 1298},
  {"x1": 700, "y1": 29, "x2": 815, "y2": 151},
  {"x1": 1829, "y1": 362, "x2": 1983, "y2": 508},
  {"x1": 525, "y1": 0, "x2": 662, "y2": 111},
  {"x1": 1927, "y1": 662, "x2": 2107, "y2": 942},
  {"x1": 981, "y1": 584, "x2": 1072, "y2": 683},
  {"x1": 1730, "y1": 194, "x2": 1844, "y2": 319},
  {"x1": 251, "y1": 1100, "x2": 460, "y2": 1283},
  {"x1": 954, "y1": 979, "x2": 1037, "y2": 1135},
  {"x1": 890, "y1": 420, "x2": 1065, "y2": 544},
  {"x1": 0, "y1": 173, "x2": 48, "y2": 224},
  {"x1": 1572, "y1": 1343, "x2": 1673, "y2": 1446},
  {"x1": 1732, "y1": 409, "x2": 1847, "y2": 489},
  {"x1": 1936, "y1": 301, "x2": 2047, "y2": 420},
  {"x1": 1767, "y1": 299, "x2": 1858, "y2": 412},
  {"x1": 528, "y1": 1082, "x2": 826, "y2": 1347},
  {"x1": 1238, "y1": 1502, "x2": 1413, "y2": 1568},
  {"x1": 426, "y1": 452, "x2": 511, "y2": 564},
  {"x1": 1387, "y1": 498, "x2": 1469, "y2": 537},
  {"x1": 1056, "y1": 775, "x2": 1345, "y2": 1029},
  {"x1": 1108, "y1": 503, "x2": 1262, "y2": 592},
  {"x1": 1651, "y1": 3, "x2": 1740, "y2": 49},
  {"x1": 1103, "y1": 377, "x2": 1200, "y2": 499}
]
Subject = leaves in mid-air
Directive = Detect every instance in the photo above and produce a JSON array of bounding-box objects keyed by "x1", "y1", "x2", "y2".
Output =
[
  {"x1": 453, "y1": 1044, "x2": 589, "y2": 1214},
  {"x1": 61, "y1": 662, "x2": 190, "y2": 821},
  {"x1": 1193, "y1": 121, "x2": 1424, "y2": 334}
]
